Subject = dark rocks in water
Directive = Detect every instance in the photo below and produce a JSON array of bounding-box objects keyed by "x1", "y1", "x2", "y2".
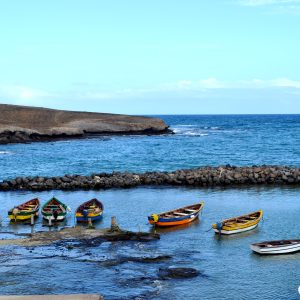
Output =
[
  {"x1": 158, "y1": 267, "x2": 200, "y2": 279},
  {"x1": 101, "y1": 255, "x2": 172, "y2": 267},
  {"x1": 102, "y1": 231, "x2": 160, "y2": 242},
  {"x1": 0, "y1": 104, "x2": 172, "y2": 144},
  {"x1": 2, "y1": 165, "x2": 300, "y2": 191}
]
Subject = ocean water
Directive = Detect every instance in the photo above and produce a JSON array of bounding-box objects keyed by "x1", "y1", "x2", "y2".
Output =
[
  {"x1": 0, "y1": 186, "x2": 299, "y2": 300},
  {"x1": 1, "y1": 115, "x2": 300, "y2": 181},
  {"x1": 0, "y1": 115, "x2": 300, "y2": 299}
]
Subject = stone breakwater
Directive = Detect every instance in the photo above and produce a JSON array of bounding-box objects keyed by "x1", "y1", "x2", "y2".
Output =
[{"x1": 1, "y1": 166, "x2": 300, "y2": 191}]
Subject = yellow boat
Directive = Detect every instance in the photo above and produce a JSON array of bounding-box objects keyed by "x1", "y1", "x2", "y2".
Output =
[
  {"x1": 8, "y1": 198, "x2": 40, "y2": 221},
  {"x1": 212, "y1": 210, "x2": 263, "y2": 235}
]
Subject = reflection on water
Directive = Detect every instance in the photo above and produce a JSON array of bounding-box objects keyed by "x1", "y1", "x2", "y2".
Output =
[
  {"x1": 150, "y1": 218, "x2": 201, "y2": 235},
  {"x1": 0, "y1": 186, "x2": 299, "y2": 300}
]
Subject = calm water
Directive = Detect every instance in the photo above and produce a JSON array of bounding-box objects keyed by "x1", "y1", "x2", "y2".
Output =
[
  {"x1": 1, "y1": 115, "x2": 300, "y2": 180},
  {"x1": 0, "y1": 187, "x2": 299, "y2": 299},
  {"x1": 0, "y1": 115, "x2": 300, "y2": 299}
]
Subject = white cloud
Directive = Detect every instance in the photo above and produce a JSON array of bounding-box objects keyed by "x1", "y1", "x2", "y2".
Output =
[
  {"x1": 1, "y1": 78, "x2": 300, "y2": 108},
  {"x1": 198, "y1": 78, "x2": 225, "y2": 89},
  {"x1": 177, "y1": 80, "x2": 193, "y2": 90},
  {"x1": 271, "y1": 78, "x2": 300, "y2": 88},
  {"x1": 160, "y1": 78, "x2": 300, "y2": 91},
  {"x1": 239, "y1": 0, "x2": 300, "y2": 6},
  {"x1": 0, "y1": 85, "x2": 53, "y2": 106}
]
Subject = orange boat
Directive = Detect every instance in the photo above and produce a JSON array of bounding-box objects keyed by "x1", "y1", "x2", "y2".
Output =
[{"x1": 148, "y1": 202, "x2": 204, "y2": 227}]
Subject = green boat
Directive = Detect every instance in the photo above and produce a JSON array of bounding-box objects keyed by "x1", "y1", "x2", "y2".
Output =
[{"x1": 41, "y1": 197, "x2": 68, "y2": 221}]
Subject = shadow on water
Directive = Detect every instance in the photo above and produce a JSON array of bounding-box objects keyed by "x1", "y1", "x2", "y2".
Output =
[{"x1": 149, "y1": 218, "x2": 201, "y2": 235}]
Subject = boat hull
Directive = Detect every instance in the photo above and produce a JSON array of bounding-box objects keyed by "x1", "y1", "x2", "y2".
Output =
[
  {"x1": 76, "y1": 213, "x2": 103, "y2": 222},
  {"x1": 8, "y1": 198, "x2": 40, "y2": 222},
  {"x1": 251, "y1": 241, "x2": 300, "y2": 255},
  {"x1": 41, "y1": 197, "x2": 68, "y2": 222},
  {"x1": 75, "y1": 198, "x2": 104, "y2": 223},
  {"x1": 8, "y1": 211, "x2": 39, "y2": 221},
  {"x1": 42, "y1": 214, "x2": 66, "y2": 221},
  {"x1": 148, "y1": 213, "x2": 199, "y2": 227},
  {"x1": 148, "y1": 202, "x2": 204, "y2": 227},
  {"x1": 212, "y1": 210, "x2": 263, "y2": 235},
  {"x1": 213, "y1": 223, "x2": 258, "y2": 235}
]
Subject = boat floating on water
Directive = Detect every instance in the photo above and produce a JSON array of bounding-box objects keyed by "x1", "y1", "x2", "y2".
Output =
[
  {"x1": 8, "y1": 198, "x2": 40, "y2": 221},
  {"x1": 148, "y1": 202, "x2": 204, "y2": 227},
  {"x1": 212, "y1": 210, "x2": 263, "y2": 235},
  {"x1": 41, "y1": 197, "x2": 68, "y2": 221},
  {"x1": 76, "y1": 198, "x2": 103, "y2": 222},
  {"x1": 251, "y1": 239, "x2": 300, "y2": 255}
]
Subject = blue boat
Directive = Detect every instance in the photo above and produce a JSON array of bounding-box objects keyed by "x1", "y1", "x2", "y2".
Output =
[{"x1": 76, "y1": 198, "x2": 103, "y2": 222}]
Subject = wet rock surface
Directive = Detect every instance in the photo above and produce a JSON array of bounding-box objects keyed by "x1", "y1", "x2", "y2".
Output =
[
  {"x1": 158, "y1": 267, "x2": 200, "y2": 279},
  {"x1": 0, "y1": 227, "x2": 160, "y2": 247},
  {"x1": 2, "y1": 165, "x2": 300, "y2": 191}
]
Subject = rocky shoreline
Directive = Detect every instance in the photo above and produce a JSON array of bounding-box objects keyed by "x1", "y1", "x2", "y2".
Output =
[
  {"x1": 0, "y1": 227, "x2": 159, "y2": 247},
  {"x1": 1, "y1": 165, "x2": 300, "y2": 191}
]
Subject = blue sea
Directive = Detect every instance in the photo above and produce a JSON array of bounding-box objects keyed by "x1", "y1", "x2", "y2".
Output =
[
  {"x1": 1, "y1": 115, "x2": 300, "y2": 180},
  {"x1": 0, "y1": 115, "x2": 300, "y2": 300}
]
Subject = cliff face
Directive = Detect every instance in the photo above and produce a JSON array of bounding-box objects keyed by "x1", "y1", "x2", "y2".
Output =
[{"x1": 0, "y1": 104, "x2": 171, "y2": 144}]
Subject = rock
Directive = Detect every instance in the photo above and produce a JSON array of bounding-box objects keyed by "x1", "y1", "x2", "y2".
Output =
[
  {"x1": 158, "y1": 267, "x2": 200, "y2": 279},
  {"x1": 0, "y1": 104, "x2": 171, "y2": 144},
  {"x1": 1, "y1": 165, "x2": 300, "y2": 191}
]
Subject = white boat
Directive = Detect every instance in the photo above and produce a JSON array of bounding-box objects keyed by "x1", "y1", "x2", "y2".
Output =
[
  {"x1": 212, "y1": 210, "x2": 263, "y2": 235},
  {"x1": 250, "y1": 239, "x2": 300, "y2": 255}
]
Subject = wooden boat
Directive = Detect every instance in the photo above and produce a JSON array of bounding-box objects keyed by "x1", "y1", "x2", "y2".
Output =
[
  {"x1": 148, "y1": 202, "x2": 204, "y2": 227},
  {"x1": 8, "y1": 198, "x2": 40, "y2": 221},
  {"x1": 251, "y1": 239, "x2": 300, "y2": 255},
  {"x1": 76, "y1": 198, "x2": 104, "y2": 222},
  {"x1": 41, "y1": 197, "x2": 68, "y2": 221},
  {"x1": 212, "y1": 210, "x2": 263, "y2": 235}
]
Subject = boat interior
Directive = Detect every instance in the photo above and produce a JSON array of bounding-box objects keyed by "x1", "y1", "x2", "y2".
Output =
[
  {"x1": 257, "y1": 240, "x2": 300, "y2": 247},
  {"x1": 160, "y1": 204, "x2": 201, "y2": 219},
  {"x1": 224, "y1": 212, "x2": 260, "y2": 225},
  {"x1": 43, "y1": 201, "x2": 64, "y2": 213},
  {"x1": 17, "y1": 200, "x2": 38, "y2": 212}
]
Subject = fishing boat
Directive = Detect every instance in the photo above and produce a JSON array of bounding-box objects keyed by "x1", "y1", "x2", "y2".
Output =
[
  {"x1": 212, "y1": 210, "x2": 263, "y2": 235},
  {"x1": 148, "y1": 202, "x2": 204, "y2": 227},
  {"x1": 8, "y1": 198, "x2": 40, "y2": 221},
  {"x1": 251, "y1": 239, "x2": 300, "y2": 255},
  {"x1": 41, "y1": 197, "x2": 68, "y2": 221},
  {"x1": 75, "y1": 198, "x2": 104, "y2": 222}
]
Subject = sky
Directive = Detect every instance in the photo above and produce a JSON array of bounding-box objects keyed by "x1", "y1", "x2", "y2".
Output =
[{"x1": 0, "y1": 0, "x2": 300, "y2": 114}]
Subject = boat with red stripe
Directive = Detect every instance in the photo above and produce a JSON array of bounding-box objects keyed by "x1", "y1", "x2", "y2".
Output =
[{"x1": 148, "y1": 202, "x2": 204, "y2": 227}]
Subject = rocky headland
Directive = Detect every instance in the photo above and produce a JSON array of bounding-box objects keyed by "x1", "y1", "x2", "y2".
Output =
[
  {"x1": 1, "y1": 165, "x2": 300, "y2": 191},
  {"x1": 0, "y1": 104, "x2": 171, "y2": 144}
]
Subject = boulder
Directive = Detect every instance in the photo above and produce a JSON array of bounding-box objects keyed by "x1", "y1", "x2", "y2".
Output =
[{"x1": 158, "y1": 267, "x2": 200, "y2": 279}]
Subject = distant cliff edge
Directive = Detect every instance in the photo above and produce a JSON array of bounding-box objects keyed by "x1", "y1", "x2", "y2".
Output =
[{"x1": 0, "y1": 104, "x2": 172, "y2": 144}]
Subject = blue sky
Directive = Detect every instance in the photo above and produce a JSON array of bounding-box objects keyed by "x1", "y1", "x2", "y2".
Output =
[{"x1": 0, "y1": 0, "x2": 300, "y2": 114}]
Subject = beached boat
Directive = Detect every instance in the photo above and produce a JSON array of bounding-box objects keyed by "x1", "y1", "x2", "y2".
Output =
[
  {"x1": 148, "y1": 202, "x2": 204, "y2": 227},
  {"x1": 212, "y1": 210, "x2": 263, "y2": 235},
  {"x1": 8, "y1": 198, "x2": 40, "y2": 221},
  {"x1": 251, "y1": 239, "x2": 300, "y2": 255},
  {"x1": 75, "y1": 198, "x2": 104, "y2": 222},
  {"x1": 41, "y1": 197, "x2": 68, "y2": 221}
]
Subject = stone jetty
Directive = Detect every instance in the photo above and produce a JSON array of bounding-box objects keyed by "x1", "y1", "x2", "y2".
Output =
[{"x1": 1, "y1": 165, "x2": 300, "y2": 191}]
